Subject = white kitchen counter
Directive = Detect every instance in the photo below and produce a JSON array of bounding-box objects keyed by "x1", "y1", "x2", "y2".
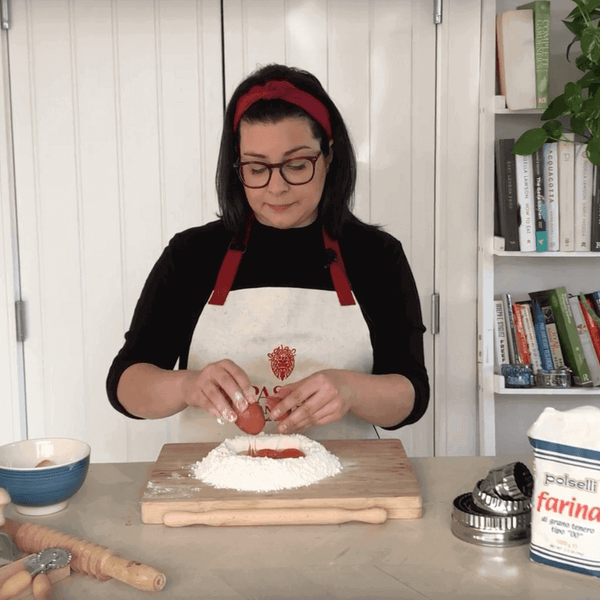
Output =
[{"x1": 3, "y1": 454, "x2": 600, "y2": 600}]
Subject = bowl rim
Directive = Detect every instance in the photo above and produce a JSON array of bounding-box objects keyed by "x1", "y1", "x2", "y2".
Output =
[{"x1": 0, "y1": 437, "x2": 91, "y2": 471}]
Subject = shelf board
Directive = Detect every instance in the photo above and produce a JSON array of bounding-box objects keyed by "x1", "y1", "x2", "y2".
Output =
[
  {"x1": 495, "y1": 108, "x2": 544, "y2": 115},
  {"x1": 494, "y1": 375, "x2": 599, "y2": 395},
  {"x1": 494, "y1": 251, "x2": 600, "y2": 258},
  {"x1": 493, "y1": 97, "x2": 543, "y2": 115}
]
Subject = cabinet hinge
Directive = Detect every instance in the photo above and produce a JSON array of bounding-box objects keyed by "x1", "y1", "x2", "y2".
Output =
[
  {"x1": 431, "y1": 293, "x2": 440, "y2": 335},
  {"x1": 434, "y1": 0, "x2": 442, "y2": 24},
  {"x1": 1, "y1": 0, "x2": 9, "y2": 30},
  {"x1": 15, "y1": 299, "x2": 26, "y2": 342}
]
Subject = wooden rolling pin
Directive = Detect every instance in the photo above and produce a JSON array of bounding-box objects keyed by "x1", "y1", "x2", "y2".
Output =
[
  {"x1": 164, "y1": 506, "x2": 388, "y2": 527},
  {"x1": 1, "y1": 519, "x2": 166, "y2": 592}
]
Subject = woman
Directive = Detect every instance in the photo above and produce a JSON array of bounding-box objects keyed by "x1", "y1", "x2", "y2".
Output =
[{"x1": 106, "y1": 64, "x2": 429, "y2": 441}]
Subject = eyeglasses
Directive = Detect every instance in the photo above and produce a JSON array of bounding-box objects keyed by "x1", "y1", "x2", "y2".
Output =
[{"x1": 234, "y1": 152, "x2": 322, "y2": 189}]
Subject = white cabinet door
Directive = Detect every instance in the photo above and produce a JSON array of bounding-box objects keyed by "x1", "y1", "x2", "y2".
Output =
[
  {"x1": 2, "y1": 0, "x2": 481, "y2": 460},
  {"x1": 5, "y1": 0, "x2": 223, "y2": 462},
  {"x1": 222, "y1": 0, "x2": 437, "y2": 456}
]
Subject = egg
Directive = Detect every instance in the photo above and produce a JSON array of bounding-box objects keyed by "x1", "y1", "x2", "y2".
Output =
[{"x1": 234, "y1": 402, "x2": 265, "y2": 435}]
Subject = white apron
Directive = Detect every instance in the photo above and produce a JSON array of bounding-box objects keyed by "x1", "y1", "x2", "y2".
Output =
[{"x1": 176, "y1": 221, "x2": 376, "y2": 442}]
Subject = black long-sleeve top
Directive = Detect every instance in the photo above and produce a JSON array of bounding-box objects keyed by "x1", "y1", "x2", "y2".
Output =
[{"x1": 106, "y1": 217, "x2": 430, "y2": 429}]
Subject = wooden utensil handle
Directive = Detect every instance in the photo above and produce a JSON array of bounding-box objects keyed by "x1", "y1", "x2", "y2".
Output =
[
  {"x1": 163, "y1": 506, "x2": 388, "y2": 527},
  {"x1": 0, "y1": 570, "x2": 32, "y2": 600},
  {"x1": 32, "y1": 574, "x2": 52, "y2": 600}
]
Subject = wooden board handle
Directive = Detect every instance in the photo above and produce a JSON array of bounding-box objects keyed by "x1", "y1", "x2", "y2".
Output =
[{"x1": 163, "y1": 506, "x2": 388, "y2": 527}]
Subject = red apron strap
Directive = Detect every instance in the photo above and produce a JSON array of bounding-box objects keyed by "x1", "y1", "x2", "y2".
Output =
[
  {"x1": 322, "y1": 228, "x2": 355, "y2": 306},
  {"x1": 208, "y1": 220, "x2": 252, "y2": 306},
  {"x1": 209, "y1": 218, "x2": 355, "y2": 306}
]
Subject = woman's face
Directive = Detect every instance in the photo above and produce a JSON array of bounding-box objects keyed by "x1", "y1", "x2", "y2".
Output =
[{"x1": 238, "y1": 117, "x2": 330, "y2": 229}]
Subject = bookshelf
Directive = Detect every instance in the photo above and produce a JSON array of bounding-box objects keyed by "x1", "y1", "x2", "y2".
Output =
[{"x1": 478, "y1": 0, "x2": 600, "y2": 456}]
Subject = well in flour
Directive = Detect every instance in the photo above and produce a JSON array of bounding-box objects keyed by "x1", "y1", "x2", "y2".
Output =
[{"x1": 192, "y1": 434, "x2": 342, "y2": 493}]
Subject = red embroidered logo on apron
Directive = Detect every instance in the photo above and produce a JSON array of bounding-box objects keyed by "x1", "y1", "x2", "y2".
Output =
[{"x1": 268, "y1": 345, "x2": 296, "y2": 381}]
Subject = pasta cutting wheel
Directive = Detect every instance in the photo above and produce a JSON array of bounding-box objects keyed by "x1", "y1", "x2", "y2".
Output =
[{"x1": 0, "y1": 548, "x2": 71, "y2": 600}]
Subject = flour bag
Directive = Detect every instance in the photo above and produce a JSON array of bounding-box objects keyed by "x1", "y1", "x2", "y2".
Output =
[{"x1": 528, "y1": 406, "x2": 600, "y2": 577}]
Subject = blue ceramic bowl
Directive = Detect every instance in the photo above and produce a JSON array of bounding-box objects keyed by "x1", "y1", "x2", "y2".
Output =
[{"x1": 0, "y1": 438, "x2": 90, "y2": 516}]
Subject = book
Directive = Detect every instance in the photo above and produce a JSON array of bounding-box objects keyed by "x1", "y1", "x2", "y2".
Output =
[
  {"x1": 517, "y1": 1, "x2": 550, "y2": 109},
  {"x1": 518, "y1": 301, "x2": 543, "y2": 372},
  {"x1": 532, "y1": 299, "x2": 555, "y2": 371},
  {"x1": 580, "y1": 295, "x2": 600, "y2": 363},
  {"x1": 515, "y1": 153, "x2": 536, "y2": 251},
  {"x1": 558, "y1": 133, "x2": 576, "y2": 252},
  {"x1": 512, "y1": 302, "x2": 532, "y2": 364},
  {"x1": 496, "y1": 10, "x2": 537, "y2": 110},
  {"x1": 543, "y1": 142, "x2": 559, "y2": 251},
  {"x1": 531, "y1": 147, "x2": 548, "y2": 251},
  {"x1": 591, "y1": 165, "x2": 600, "y2": 252},
  {"x1": 545, "y1": 286, "x2": 592, "y2": 386},
  {"x1": 528, "y1": 290, "x2": 566, "y2": 370},
  {"x1": 574, "y1": 143, "x2": 593, "y2": 251},
  {"x1": 588, "y1": 291, "x2": 600, "y2": 316},
  {"x1": 493, "y1": 299, "x2": 510, "y2": 369},
  {"x1": 502, "y1": 293, "x2": 520, "y2": 364},
  {"x1": 568, "y1": 294, "x2": 600, "y2": 385},
  {"x1": 494, "y1": 139, "x2": 521, "y2": 251}
]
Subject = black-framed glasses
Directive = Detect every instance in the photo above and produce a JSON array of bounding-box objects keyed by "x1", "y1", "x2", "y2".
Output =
[{"x1": 234, "y1": 152, "x2": 322, "y2": 189}]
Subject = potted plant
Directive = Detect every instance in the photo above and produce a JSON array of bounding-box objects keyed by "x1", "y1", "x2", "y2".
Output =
[{"x1": 513, "y1": 0, "x2": 600, "y2": 165}]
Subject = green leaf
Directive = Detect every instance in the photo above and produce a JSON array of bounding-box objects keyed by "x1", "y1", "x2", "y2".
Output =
[
  {"x1": 576, "y1": 53, "x2": 593, "y2": 72},
  {"x1": 542, "y1": 120, "x2": 564, "y2": 139},
  {"x1": 512, "y1": 129, "x2": 548, "y2": 155},
  {"x1": 588, "y1": 86, "x2": 600, "y2": 121},
  {"x1": 564, "y1": 81, "x2": 584, "y2": 112},
  {"x1": 581, "y1": 26, "x2": 600, "y2": 63},
  {"x1": 571, "y1": 112, "x2": 588, "y2": 135},
  {"x1": 541, "y1": 95, "x2": 569, "y2": 120},
  {"x1": 584, "y1": 0, "x2": 600, "y2": 13},
  {"x1": 564, "y1": 18, "x2": 586, "y2": 38},
  {"x1": 586, "y1": 135, "x2": 600, "y2": 164},
  {"x1": 578, "y1": 69, "x2": 600, "y2": 86}
]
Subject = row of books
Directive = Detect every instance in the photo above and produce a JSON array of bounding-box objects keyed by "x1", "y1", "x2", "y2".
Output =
[
  {"x1": 496, "y1": 2, "x2": 550, "y2": 111},
  {"x1": 495, "y1": 137, "x2": 600, "y2": 252},
  {"x1": 494, "y1": 287, "x2": 600, "y2": 387}
]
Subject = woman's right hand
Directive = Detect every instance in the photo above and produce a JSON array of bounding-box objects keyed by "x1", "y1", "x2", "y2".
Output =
[{"x1": 180, "y1": 359, "x2": 255, "y2": 423}]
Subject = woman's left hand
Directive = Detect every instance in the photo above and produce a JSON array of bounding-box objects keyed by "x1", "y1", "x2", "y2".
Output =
[{"x1": 268, "y1": 370, "x2": 353, "y2": 434}]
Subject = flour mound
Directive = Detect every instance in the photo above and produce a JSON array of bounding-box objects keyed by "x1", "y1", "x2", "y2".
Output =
[{"x1": 192, "y1": 434, "x2": 342, "y2": 492}]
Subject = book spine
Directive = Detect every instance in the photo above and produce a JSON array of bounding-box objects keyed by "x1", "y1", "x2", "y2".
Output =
[
  {"x1": 548, "y1": 287, "x2": 592, "y2": 386},
  {"x1": 591, "y1": 165, "x2": 600, "y2": 252},
  {"x1": 592, "y1": 291, "x2": 600, "y2": 316},
  {"x1": 493, "y1": 299, "x2": 510, "y2": 368},
  {"x1": 580, "y1": 298, "x2": 600, "y2": 363},
  {"x1": 568, "y1": 295, "x2": 600, "y2": 385},
  {"x1": 496, "y1": 11, "x2": 537, "y2": 110},
  {"x1": 558, "y1": 134, "x2": 575, "y2": 251},
  {"x1": 515, "y1": 154, "x2": 536, "y2": 252},
  {"x1": 575, "y1": 143, "x2": 593, "y2": 251},
  {"x1": 512, "y1": 302, "x2": 532, "y2": 364},
  {"x1": 528, "y1": 290, "x2": 566, "y2": 368},
  {"x1": 495, "y1": 139, "x2": 521, "y2": 251},
  {"x1": 546, "y1": 322, "x2": 566, "y2": 369},
  {"x1": 503, "y1": 293, "x2": 520, "y2": 364},
  {"x1": 517, "y1": 2, "x2": 550, "y2": 109},
  {"x1": 543, "y1": 142, "x2": 559, "y2": 251},
  {"x1": 532, "y1": 147, "x2": 548, "y2": 251},
  {"x1": 520, "y1": 302, "x2": 542, "y2": 372},
  {"x1": 532, "y1": 299, "x2": 555, "y2": 371}
]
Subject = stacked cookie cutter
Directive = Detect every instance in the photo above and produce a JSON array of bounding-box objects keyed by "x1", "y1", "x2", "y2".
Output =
[{"x1": 451, "y1": 461, "x2": 533, "y2": 547}]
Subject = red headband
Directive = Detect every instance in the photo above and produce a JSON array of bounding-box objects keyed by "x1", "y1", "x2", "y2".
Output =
[{"x1": 233, "y1": 80, "x2": 332, "y2": 140}]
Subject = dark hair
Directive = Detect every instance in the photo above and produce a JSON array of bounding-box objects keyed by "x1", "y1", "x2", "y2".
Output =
[{"x1": 216, "y1": 64, "x2": 358, "y2": 238}]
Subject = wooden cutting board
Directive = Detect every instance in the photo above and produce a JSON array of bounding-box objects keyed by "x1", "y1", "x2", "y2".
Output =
[{"x1": 140, "y1": 439, "x2": 422, "y2": 524}]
